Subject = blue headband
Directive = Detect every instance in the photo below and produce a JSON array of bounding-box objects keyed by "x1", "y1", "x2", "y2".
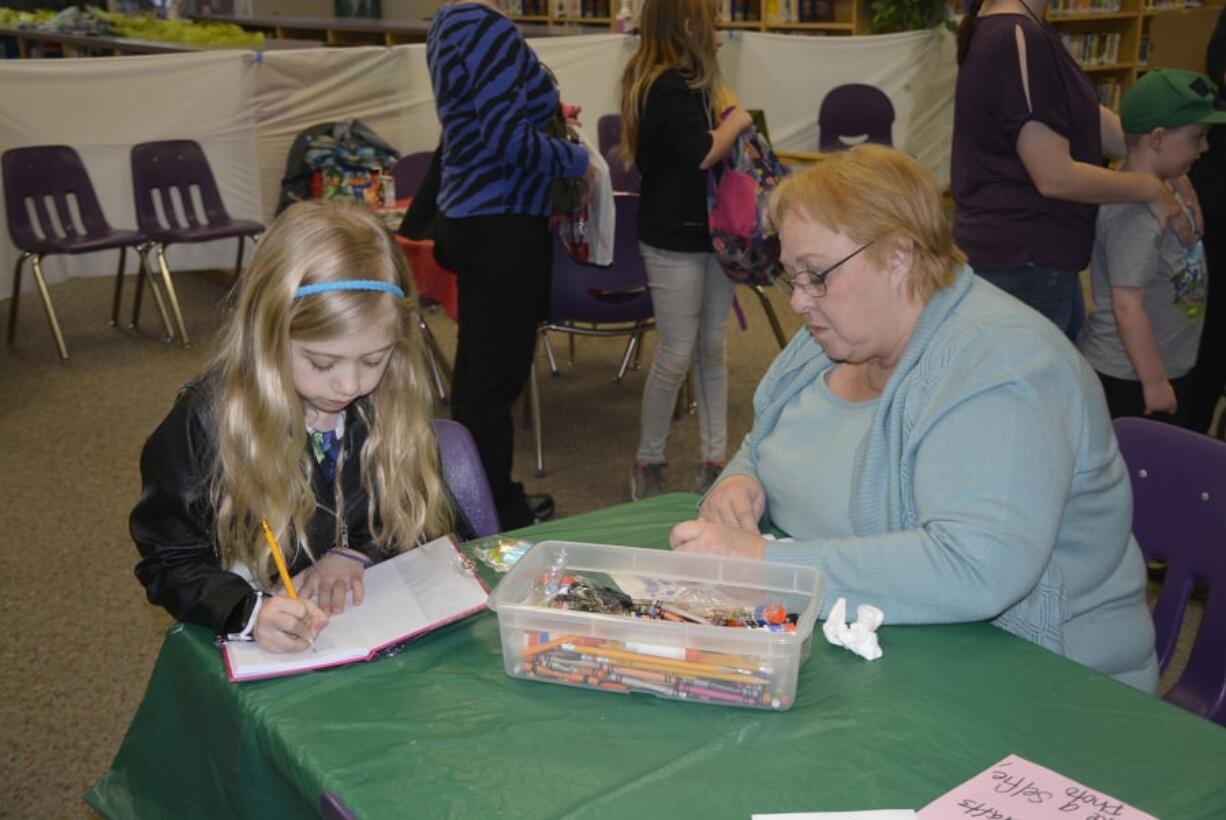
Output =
[{"x1": 293, "y1": 280, "x2": 406, "y2": 299}]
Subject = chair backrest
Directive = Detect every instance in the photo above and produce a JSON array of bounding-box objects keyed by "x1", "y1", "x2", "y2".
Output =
[
  {"x1": 1114, "y1": 417, "x2": 1226, "y2": 726},
  {"x1": 2, "y1": 145, "x2": 114, "y2": 250},
  {"x1": 550, "y1": 193, "x2": 653, "y2": 326},
  {"x1": 432, "y1": 419, "x2": 501, "y2": 538},
  {"x1": 390, "y1": 151, "x2": 433, "y2": 200},
  {"x1": 596, "y1": 114, "x2": 641, "y2": 193},
  {"x1": 130, "y1": 139, "x2": 232, "y2": 234},
  {"x1": 817, "y1": 84, "x2": 895, "y2": 152}
]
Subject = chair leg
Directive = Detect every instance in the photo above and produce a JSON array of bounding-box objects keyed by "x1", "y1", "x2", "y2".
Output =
[
  {"x1": 568, "y1": 334, "x2": 576, "y2": 367},
  {"x1": 632, "y1": 331, "x2": 644, "y2": 370},
  {"x1": 542, "y1": 332, "x2": 560, "y2": 376},
  {"x1": 751, "y1": 285, "x2": 788, "y2": 350},
  {"x1": 616, "y1": 334, "x2": 638, "y2": 382},
  {"x1": 418, "y1": 316, "x2": 449, "y2": 404},
  {"x1": 132, "y1": 245, "x2": 175, "y2": 341},
  {"x1": 110, "y1": 246, "x2": 126, "y2": 327},
  {"x1": 529, "y1": 360, "x2": 545, "y2": 477},
  {"x1": 7, "y1": 253, "x2": 30, "y2": 345},
  {"x1": 234, "y1": 235, "x2": 247, "y2": 279},
  {"x1": 29, "y1": 255, "x2": 69, "y2": 361},
  {"x1": 154, "y1": 243, "x2": 191, "y2": 348}
]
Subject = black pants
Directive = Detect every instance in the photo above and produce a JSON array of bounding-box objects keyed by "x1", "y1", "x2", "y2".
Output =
[
  {"x1": 435, "y1": 212, "x2": 551, "y2": 530},
  {"x1": 1097, "y1": 371, "x2": 1195, "y2": 430}
]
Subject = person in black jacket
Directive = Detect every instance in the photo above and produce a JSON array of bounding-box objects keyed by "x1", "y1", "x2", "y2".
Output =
[
  {"x1": 131, "y1": 201, "x2": 458, "y2": 653},
  {"x1": 1186, "y1": 6, "x2": 1226, "y2": 434},
  {"x1": 619, "y1": 0, "x2": 752, "y2": 500}
]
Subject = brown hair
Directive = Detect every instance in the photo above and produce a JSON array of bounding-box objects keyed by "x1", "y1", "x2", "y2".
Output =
[
  {"x1": 618, "y1": 0, "x2": 733, "y2": 166},
  {"x1": 956, "y1": 1, "x2": 984, "y2": 65},
  {"x1": 767, "y1": 145, "x2": 964, "y2": 301}
]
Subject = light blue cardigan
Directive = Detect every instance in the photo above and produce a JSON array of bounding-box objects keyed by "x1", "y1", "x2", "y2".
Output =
[{"x1": 726, "y1": 268, "x2": 1158, "y2": 691}]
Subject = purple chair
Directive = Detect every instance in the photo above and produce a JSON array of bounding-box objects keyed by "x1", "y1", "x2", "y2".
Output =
[
  {"x1": 817, "y1": 84, "x2": 895, "y2": 152},
  {"x1": 1114, "y1": 417, "x2": 1226, "y2": 726},
  {"x1": 3, "y1": 145, "x2": 151, "y2": 360},
  {"x1": 432, "y1": 418, "x2": 501, "y2": 538},
  {"x1": 596, "y1": 114, "x2": 641, "y2": 194},
  {"x1": 129, "y1": 139, "x2": 264, "y2": 347},
  {"x1": 529, "y1": 193, "x2": 654, "y2": 475},
  {"x1": 389, "y1": 151, "x2": 433, "y2": 200}
]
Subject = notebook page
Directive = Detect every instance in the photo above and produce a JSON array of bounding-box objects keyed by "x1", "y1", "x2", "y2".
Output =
[
  {"x1": 357, "y1": 536, "x2": 487, "y2": 650},
  {"x1": 225, "y1": 608, "x2": 373, "y2": 679}
]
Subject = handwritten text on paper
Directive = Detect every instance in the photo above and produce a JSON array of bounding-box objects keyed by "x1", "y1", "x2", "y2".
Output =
[{"x1": 917, "y1": 755, "x2": 1156, "y2": 820}]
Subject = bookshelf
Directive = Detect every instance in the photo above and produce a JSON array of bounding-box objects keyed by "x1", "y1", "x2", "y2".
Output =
[
  {"x1": 1046, "y1": 0, "x2": 1211, "y2": 109},
  {"x1": 506, "y1": 0, "x2": 869, "y2": 33}
]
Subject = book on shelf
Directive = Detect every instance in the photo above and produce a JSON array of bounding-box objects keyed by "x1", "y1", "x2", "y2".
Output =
[
  {"x1": 1060, "y1": 31, "x2": 1121, "y2": 66},
  {"x1": 1048, "y1": 0, "x2": 1122, "y2": 16},
  {"x1": 222, "y1": 535, "x2": 489, "y2": 683},
  {"x1": 764, "y1": 0, "x2": 833, "y2": 23},
  {"x1": 1094, "y1": 78, "x2": 1122, "y2": 109}
]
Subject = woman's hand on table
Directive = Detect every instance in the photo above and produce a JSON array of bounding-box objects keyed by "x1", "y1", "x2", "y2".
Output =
[
  {"x1": 253, "y1": 596, "x2": 329, "y2": 653},
  {"x1": 669, "y1": 518, "x2": 767, "y2": 560},
  {"x1": 699, "y1": 473, "x2": 766, "y2": 532},
  {"x1": 296, "y1": 550, "x2": 366, "y2": 614}
]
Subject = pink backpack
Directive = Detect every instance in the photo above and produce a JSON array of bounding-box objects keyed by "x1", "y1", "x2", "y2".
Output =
[{"x1": 707, "y1": 124, "x2": 787, "y2": 286}]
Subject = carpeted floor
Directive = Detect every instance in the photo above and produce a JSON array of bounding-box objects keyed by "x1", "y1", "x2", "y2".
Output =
[{"x1": 0, "y1": 270, "x2": 1200, "y2": 818}]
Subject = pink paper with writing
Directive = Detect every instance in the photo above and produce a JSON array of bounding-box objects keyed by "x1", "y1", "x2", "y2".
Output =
[{"x1": 917, "y1": 754, "x2": 1157, "y2": 820}]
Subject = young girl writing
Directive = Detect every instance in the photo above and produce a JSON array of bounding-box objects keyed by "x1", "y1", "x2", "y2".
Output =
[
  {"x1": 620, "y1": 0, "x2": 752, "y2": 501},
  {"x1": 131, "y1": 200, "x2": 455, "y2": 653}
]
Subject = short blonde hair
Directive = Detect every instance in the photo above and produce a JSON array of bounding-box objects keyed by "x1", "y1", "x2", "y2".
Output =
[{"x1": 767, "y1": 144, "x2": 964, "y2": 301}]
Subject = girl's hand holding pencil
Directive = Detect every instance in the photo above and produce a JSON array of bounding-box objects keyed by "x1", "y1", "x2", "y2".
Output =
[
  {"x1": 254, "y1": 597, "x2": 329, "y2": 653},
  {"x1": 255, "y1": 519, "x2": 330, "y2": 653}
]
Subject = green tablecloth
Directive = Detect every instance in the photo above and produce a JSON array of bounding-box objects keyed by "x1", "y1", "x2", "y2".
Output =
[{"x1": 87, "y1": 494, "x2": 1226, "y2": 819}]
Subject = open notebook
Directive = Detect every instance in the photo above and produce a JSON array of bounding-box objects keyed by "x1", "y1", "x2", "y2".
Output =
[{"x1": 223, "y1": 535, "x2": 488, "y2": 682}]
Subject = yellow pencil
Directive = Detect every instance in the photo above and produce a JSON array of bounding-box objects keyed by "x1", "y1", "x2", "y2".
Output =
[{"x1": 261, "y1": 520, "x2": 297, "y2": 599}]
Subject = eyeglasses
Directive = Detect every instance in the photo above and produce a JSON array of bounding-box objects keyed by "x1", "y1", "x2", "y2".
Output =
[{"x1": 773, "y1": 242, "x2": 874, "y2": 299}]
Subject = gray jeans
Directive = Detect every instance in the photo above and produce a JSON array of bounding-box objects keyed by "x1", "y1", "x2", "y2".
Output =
[{"x1": 636, "y1": 243, "x2": 736, "y2": 464}]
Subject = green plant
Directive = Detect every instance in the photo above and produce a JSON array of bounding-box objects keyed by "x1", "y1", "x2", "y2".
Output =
[{"x1": 868, "y1": 0, "x2": 950, "y2": 33}]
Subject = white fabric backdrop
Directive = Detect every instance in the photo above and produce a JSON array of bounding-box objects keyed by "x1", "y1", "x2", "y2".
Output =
[
  {"x1": 0, "y1": 50, "x2": 260, "y2": 290},
  {"x1": 0, "y1": 30, "x2": 954, "y2": 296}
]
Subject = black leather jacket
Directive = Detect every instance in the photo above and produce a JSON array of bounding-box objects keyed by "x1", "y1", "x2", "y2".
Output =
[{"x1": 132, "y1": 376, "x2": 400, "y2": 635}]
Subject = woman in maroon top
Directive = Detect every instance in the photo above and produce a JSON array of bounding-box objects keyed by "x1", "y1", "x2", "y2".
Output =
[{"x1": 952, "y1": 0, "x2": 1198, "y2": 340}]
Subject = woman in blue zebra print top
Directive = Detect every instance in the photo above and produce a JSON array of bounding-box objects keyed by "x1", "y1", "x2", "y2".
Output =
[{"x1": 427, "y1": 0, "x2": 589, "y2": 529}]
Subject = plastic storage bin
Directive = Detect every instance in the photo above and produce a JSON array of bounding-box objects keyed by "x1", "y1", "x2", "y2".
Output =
[{"x1": 487, "y1": 541, "x2": 825, "y2": 710}]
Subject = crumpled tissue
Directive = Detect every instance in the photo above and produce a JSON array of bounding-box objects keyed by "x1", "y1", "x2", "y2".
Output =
[{"x1": 821, "y1": 597, "x2": 884, "y2": 661}]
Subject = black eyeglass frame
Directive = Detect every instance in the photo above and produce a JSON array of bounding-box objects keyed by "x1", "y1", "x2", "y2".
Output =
[{"x1": 773, "y1": 241, "x2": 874, "y2": 299}]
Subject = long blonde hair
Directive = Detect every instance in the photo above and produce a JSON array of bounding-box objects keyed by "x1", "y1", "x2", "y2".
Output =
[
  {"x1": 210, "y1": 199, "x2": 452, "y2": 584},
  {"x1": 619, "y1": 0, "x2": 733, "y2": 165}
]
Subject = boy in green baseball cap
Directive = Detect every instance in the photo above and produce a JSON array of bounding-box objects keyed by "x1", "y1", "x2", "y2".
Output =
[{"x1": 1077, "y1": 69, "x2": 1226, "y2": 427}]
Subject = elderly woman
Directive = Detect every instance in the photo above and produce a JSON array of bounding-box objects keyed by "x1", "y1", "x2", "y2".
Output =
[{"x1": 670, "y1": 144, "x2": 1158, "y2": 692}]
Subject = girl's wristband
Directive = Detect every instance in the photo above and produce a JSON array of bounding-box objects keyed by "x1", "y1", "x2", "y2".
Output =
[{"x1": 327, "y1": 547, "x2": 373, "y2": 568}]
